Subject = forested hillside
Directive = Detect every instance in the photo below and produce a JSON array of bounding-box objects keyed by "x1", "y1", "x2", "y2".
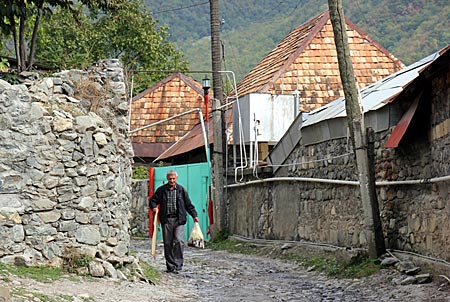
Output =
[{"x1": 146, "y1": 0, "x2": 450, "y2": 82}]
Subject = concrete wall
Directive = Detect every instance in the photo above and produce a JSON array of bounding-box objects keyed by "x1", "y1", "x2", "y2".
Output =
[{"x1": 227, "y1": 59, "x2": 450, "y2": 262}]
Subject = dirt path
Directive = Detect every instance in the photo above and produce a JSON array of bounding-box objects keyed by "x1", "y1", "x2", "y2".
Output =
[{"x1": 3, "y1": 239, "x2": 449, "y2": 302}]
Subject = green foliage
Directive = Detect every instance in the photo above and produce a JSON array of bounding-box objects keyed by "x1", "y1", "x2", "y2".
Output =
[
  {"x1": 208, "y1": 229, "x2": 231, "y2": 243},
  {"x1": 0, "y1": 0, "x2": 129, "y2": 71},
  {"x1": 37, "y1": 0, "x2": 188, "y2": 94},
  {"x1": 132, "y1": 166, "x2": 149, "y2": 179},
  {"x1": 139, "y1": 259, "x2": 161, "y2": 283},
  {"x1": 147, "y1": 0, "x2": 450, "y2": 83},
  {"x1": 206, "y1": 238, "x2": 259, "y2": 255},
  {"x1": 0, "y1": 57, "x2": 9, "y2": 71},
  {"x1": 0, "y1": 71, "x2": 20, "y2": 84},
  {"x1": 63, "y1": 254, "x2": 93, "y2": 274}
]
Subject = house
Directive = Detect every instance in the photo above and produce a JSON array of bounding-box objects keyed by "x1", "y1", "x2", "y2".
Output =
[
  {"x1": 154, "y1": 9, "x2": 405, "y2": 166},
  {"x1": 227, "y1": 45, "x2": 450, "y2": 261},
  {"x1": 129, "y1": 72, "x2": 211, "y2": 162},
  {"x1": 234, "y1": 9, "x2": 404, "y2": 111}
]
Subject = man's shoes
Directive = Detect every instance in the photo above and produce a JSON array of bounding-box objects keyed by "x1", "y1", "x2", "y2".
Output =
[{"x1": 166, "y1": 269, "x2": 179, "y2": 274}]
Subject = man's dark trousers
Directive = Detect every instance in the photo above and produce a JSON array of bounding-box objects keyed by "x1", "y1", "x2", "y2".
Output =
[{"x1": 162, "y1": 217, "x2": 184, "y2": 271}]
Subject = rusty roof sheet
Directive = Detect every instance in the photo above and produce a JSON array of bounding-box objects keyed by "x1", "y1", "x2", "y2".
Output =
[
  {"x1": 233, "y1": 10, "x2": 404, "y2": 112},
  {"x1": 155, "y1": 110, "x2": 233, "y2": 161},
  {"x1": 129, "y1": 72, "x2": 212, "y2": 158}
]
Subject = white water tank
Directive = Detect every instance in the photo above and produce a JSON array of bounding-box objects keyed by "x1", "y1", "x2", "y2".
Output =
[{"x1": 232, "y1": 93, "x2": 297, "y2": 144}]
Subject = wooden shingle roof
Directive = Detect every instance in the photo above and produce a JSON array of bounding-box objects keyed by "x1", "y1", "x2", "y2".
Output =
[
  {"x1": 129, "y1": 73, "x2": 211, "y2": 158},
  {"x1": 234, "y1": 10, "x2": 405, "y2": 112}
]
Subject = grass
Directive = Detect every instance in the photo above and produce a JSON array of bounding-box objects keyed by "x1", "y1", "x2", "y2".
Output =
[
  {"x1": 0, "y1": 262, "x2": 63, "y2": 283},
  {"x1": 12, "y1": 288, "x2": 74, "y2": 302},
  {"x1": 206, "y1": 230, "x2": 259, "y2": 255},
  {"x1": 206, "y1": 236, "x2": 381, "y2": 279},
  {"x1": 139, "y1": 259, "x2": 161, "y2": 283}
]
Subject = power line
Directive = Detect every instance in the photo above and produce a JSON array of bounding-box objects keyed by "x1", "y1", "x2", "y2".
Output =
[{"x1": 151, "y1": 1, "x2": 209, "y2": 15}]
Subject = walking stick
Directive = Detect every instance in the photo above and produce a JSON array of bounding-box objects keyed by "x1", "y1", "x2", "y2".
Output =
[{"x1": 151, "y1": 208, "x2": 159, "y2": 259}]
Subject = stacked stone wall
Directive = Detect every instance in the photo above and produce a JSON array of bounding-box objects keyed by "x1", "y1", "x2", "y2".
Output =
[
  {"x1": 0, "y1": 60, "x2": 135, "y2": 274},
  {"x1": 130, "y1": 180, "x2": 149, "y2": 236}
]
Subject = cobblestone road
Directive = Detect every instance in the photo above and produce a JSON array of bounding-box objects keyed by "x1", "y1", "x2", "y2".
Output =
[
  {"x1": 4, "y1": 239, "x2": 449, "y2": 302},
  {"x1": 134, "y1": 239, "x2": 449, "y2": 302}
]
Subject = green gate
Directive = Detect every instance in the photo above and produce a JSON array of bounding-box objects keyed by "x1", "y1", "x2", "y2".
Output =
[{"x1": 152, "y1": 162, "x2": 210, "y2": 241}]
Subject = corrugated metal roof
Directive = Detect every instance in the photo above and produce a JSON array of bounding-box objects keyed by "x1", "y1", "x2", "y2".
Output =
[
  {"x1": 268, "y1": 46, "x2": 449, "y2": 170},
  {"x1": 302, "y1": 51, "x2": 440, "y2": 128}
]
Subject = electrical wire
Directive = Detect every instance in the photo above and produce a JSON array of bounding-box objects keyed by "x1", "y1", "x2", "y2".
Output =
[{"x1": 151, "y1": 1, "x2": 209, "y2": 15}]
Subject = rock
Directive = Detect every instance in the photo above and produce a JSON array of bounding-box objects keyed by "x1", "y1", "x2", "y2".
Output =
[
  {"x1": 400, "y1": 276, "x2": 417, "y2": 285},
  {"x1": 335, "y1": 248, "x2": 366, "y2": 265},
  {"x1": 416, "y1": 273, "x2": 432, "y2": 284},
  {"x1": 14, "y1": 255, "x2": 33, "y2": 267},
  {"x1": 77, "y1": 196, "x2": 94, "y2": 212},
  {"x1": 76, "y1": 226, "x2": 101, "y2": 245},
  {"x1": 74, "y1": 116, "x2": 97, "y2": 133},
  {"x1": 89, "y1": 260, "x2": 105, "y2": 277},
  {"x1": 0, "y1": 285, "x2": 10, "y2": 301},
  {"x1": 380, "y1": 257, "x2": 398, "y2": 266},
  {"x1": 281, "y1": 243, "x2": 292, "y2": 250},
  {"x1": 93, "y1": 132, "x2": 108, "y2": 146},
  {"x1": 53, "y1": 118, "x2": 73, "y2": 132},
  {"x1": 116, "y1": 270, "x2": 128, "y2": 281},
  {"x1": 38, "y1": 211, "x2": 61, "y2": 223},
  {"x1": 405, "y1": 266, "x2": 421, "y2": 275},
  {"x1": 12, "y1": 225, "x2": 25, "y2": 242},
  {"x1": 97, "y1": 243, "x2": 112, "y2": 259},
  {"x1": 102, "y1": 260, "x2": 118, "y2": 279},
  {"x1": 113, "y1": 241, "x2": 128, "y2": 257},
  {"x1": 395, "y1": 261, "x2": 419, "y2": 274},
  {"x1": 31, "y1": 198, "x2": 56, "y2": 211}
]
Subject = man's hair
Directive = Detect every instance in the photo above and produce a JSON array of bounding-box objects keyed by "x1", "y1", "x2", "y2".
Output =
[{"x1": 166, "y1": 170, "x2": 178, "y2": 177}]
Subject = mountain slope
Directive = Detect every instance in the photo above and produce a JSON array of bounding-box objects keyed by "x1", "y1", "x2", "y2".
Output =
[{"x1": 146, "y1": 0, "x2": 450, "y2": 83}]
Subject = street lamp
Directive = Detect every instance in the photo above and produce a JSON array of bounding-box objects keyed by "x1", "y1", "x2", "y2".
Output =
[{"x1": 202, "y1": 76, "x2": 210, "y2": 122}]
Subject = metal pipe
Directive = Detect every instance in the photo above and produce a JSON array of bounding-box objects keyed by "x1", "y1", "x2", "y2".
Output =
[
  {"x1": 225, "y1": 174, "x2": 450, "y2": 188},
  {"x1": 198, "y1": 110, "x2": 210, "y2": 163},
  {"x1": 226, "y1": 177, "x2": 359, "y2": 188}
]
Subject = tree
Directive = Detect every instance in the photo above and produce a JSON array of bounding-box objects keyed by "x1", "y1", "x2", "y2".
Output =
[
  {"x1": 0, "y1": 0, "x2": 127, "y2": 71},
  {"x1": 36, "y1": 0, "x2": 188, "y2": 94}
]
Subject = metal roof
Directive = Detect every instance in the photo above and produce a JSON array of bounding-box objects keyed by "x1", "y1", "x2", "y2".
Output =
[
  {"x1": 302, "y1": 51, "x2": 440, "y2": 128},
  {"x1": 268, "y1": 46, "x2": 448, "y2": 172}
]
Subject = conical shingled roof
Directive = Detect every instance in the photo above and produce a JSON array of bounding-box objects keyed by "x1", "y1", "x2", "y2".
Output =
[
  {"x1": 129, "y1": 72, "x2": 211, "y2": 158},
  {"x1": 234, "y1": 10, "x2": 405, "y2": 112}
]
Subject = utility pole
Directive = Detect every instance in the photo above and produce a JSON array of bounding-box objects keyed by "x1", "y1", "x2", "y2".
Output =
[
  {"x1": 209, "y1": 0, "x2": 226, "y2": 233},
  {"x1": 327, "y1": 0, "x2": 385, "y2": 257}
]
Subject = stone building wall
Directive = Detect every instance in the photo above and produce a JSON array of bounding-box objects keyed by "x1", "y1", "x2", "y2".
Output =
[
  {"x1": 227, "y1": 63, "x2": 450, "y2": 262},
  {"x1": 0, "y1": 59, "x2": 134, "y2": 272},
  {"x1": 130, "y1": 180, "x2": 149, "y2": 236}
]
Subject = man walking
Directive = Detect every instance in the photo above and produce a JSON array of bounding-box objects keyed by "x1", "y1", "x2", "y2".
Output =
[{"x1": 150, "y1": 170, "x2": 199, "y2": 274}]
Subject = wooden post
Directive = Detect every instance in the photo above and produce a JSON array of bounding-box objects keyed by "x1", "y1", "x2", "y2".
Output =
[
  {"x1": 209, "y1": 0, "x2": 227, "y2": 232},
  {"x1": 328, "y1": 0, "x2": 385, "y2": 257},
  {"x1": 367, "y1": 128, "x2": 386, "y2": 255}
]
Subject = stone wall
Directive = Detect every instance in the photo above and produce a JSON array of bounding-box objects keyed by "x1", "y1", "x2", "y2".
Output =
[
  {"x1": 130, "y1": 180, "x2": 149, "y2": 236},
  {"x1": 0, "y1": 59, "x2": 135, "y2": 271},
  {"x1": 227, "y1": 63, "x2": 450, "y2": 262}
]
